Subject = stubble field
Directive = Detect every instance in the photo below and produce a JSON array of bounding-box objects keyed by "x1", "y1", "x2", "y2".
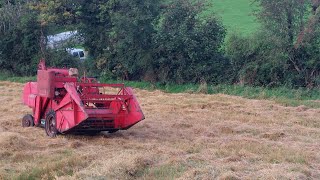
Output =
[{"x1": 0, "y1": 81, "x2": 319, "y2": 179}]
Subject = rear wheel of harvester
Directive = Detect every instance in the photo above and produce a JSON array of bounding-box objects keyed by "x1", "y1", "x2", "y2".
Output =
[
  {"x1": 45, "y1": 110, "x2": 58, "y2": 138},
  {"x1": 22, "y1": 114, "x2": 34, "y2": 127}
]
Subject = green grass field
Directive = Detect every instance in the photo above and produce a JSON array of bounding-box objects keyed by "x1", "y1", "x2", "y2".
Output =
[{"x1": 205, "y1": 0, "x2": 259, "y2": 35}]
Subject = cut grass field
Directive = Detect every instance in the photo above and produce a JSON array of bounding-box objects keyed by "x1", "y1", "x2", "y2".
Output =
[
  {"x1": 0, "y1": 81, "x2": 320, "y2": 179},
  {"x1": 205, "y1": 0, "x2": 259, "y2": 35}
]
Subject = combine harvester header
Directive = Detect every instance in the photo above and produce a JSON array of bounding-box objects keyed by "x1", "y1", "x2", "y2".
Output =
[{"x1": 22, "y1": 60, "x2": 144, "y2": 137}]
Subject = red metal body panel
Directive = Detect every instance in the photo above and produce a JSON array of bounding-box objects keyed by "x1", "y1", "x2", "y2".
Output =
[
  {"x1": 37, "y1": 70, "x2": 55, "y2": 98},
  {"x1": 21, "y1": 60, "x2": 145, "y2": 136},
  {"x1": 22, "y1": 82, "x2": 38, "y2": 109}
]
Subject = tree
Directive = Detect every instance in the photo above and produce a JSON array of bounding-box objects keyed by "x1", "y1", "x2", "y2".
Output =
[
  {"x1": 0, "y1": 0, "x2": 42, "y2": 75},
  {"x1": 256, "y1": 0, "x2": 307, "y2": 52},
  {"x1": 77, "y1": 0, "x2": 112, "y2": 58},
  {"x1": 34, "y1": 0, "x2": 228, "y2": 84},
  {"x1": 87, "y1": 0, "x2": 161, "y2": 80},
  {"x1": 295, "y1": 0, "x2": 320, "y2": 48},
  {"x1": 256, "y1": 0, "x2": 320, "y2": 87},
  {"x1": 153, "y1": 0, "x2": 227, "y2": 84},
  {"x1": 226, "y1": 32, "x2": 287, "y2": 86},
  {"x1": 226, "y1": 0, "x2": 320, "y2": 87},
  {"x1": 225, "y1": 0, "x2": 320, "y2": 87},
  {"x1": 0, "y1": 0, "x2": 79, "y2": 75}
]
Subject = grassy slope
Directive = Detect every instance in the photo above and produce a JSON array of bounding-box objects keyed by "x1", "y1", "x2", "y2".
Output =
[{"x1": 205, "y1": 0, "x2": 259, "y2": 35}]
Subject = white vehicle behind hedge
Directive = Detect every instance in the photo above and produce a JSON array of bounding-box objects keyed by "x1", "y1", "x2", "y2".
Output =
[{"x1": 66, "y1": 48, "x2": 86, "y2": 61}]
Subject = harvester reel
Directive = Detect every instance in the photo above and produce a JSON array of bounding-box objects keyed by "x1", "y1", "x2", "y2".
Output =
[
  {"x1": 45, "y1": 110, "x2": 58, "y2": 137},
  {"x1": 22, "y1": 114, "x2": 34, "y2": 127}
]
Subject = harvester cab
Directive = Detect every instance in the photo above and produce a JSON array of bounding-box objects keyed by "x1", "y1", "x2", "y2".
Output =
[{"x1": 22, "y1": 60, "x2": 144, "y2": 137}]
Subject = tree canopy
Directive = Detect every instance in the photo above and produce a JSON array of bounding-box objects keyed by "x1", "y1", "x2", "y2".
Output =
[
  {"x1": 226, "y1": 0, "x2": 320, "y2": 87},
  {"x1": 1, "y1": 0, "x2": 320, "y2": 88}
]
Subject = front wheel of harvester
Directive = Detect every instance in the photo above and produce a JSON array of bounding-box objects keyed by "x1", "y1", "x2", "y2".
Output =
[
  {"x1": 45, "y1": 110, "x2": 58, "y2": 138},
  {"x1": 22, "y1": 114, "x2": 34, "y2": 127}
]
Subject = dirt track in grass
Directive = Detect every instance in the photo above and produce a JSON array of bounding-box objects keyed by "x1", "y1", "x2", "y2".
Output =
[{"x1": 0, "y1": 81, "x2": 319, "y2": 179}]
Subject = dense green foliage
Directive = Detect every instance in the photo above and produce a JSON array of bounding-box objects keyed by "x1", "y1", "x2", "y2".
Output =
[
  {"x1": 1, "y1": 0, "x2": 320, "y2": 90},
  {"x1": 152, "y1": 1, "x2": 228, "y2": 84},
  {"x1": 0, "y1": 1, "x2": 41, "y2": 75},
  {"x1": 0, "y1": 0, "x2": 80, "y2": 75},
  {"x1": 75, "y1": 0, "x2": 227, "y2": 84},
  {"x1": 226, "y1": 0, "x2": 320, "y2": 88},
  {"x1": 94, "y1": 0, "x2": 161, "y2": 81}
]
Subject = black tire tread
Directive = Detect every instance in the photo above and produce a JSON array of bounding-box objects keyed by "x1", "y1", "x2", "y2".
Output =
[{"x1": 45, "y1": 110, "x2": 58, "y2": 138}]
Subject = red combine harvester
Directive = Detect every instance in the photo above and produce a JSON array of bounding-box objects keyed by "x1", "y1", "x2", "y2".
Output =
[{"x1": 22, "y1": 60, "x2": 144, "y2": 137}]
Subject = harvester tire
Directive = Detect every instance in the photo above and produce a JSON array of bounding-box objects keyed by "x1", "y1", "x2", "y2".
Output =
[
  {"x1": 45, "y1": 110, "x2": 58, "y2": 138},
  {"x1": 22, "y1": 114, "x2": 34, "y2": 127}
]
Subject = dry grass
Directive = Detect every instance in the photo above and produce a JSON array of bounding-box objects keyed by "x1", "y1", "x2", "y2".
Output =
[{"x1": 0, "y1": 81, "x2": 320, "y2": 179}]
